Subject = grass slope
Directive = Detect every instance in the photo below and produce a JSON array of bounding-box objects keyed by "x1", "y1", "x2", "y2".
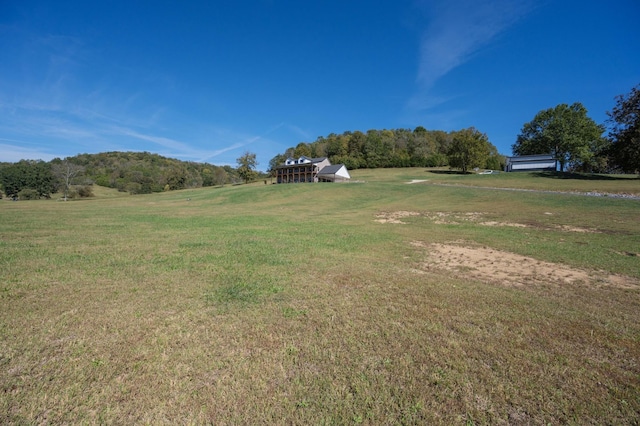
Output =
[{"x1": 1, "y1": 169, "x2": 639, "y2": 424}]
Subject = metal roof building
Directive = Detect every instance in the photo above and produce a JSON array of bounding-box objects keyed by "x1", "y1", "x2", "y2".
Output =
[{"x1": 505, "y1": 154, "x2": 557, "y2": 172}]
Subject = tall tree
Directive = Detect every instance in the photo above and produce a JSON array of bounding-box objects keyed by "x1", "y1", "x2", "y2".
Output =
[
  {"x1": 447, "y1": 127, "x2": 491, "y2": 172},
  {"x1": 0, "y1": 160, "x2": 55, "y2": 198},
  {"x1": 213, "y1": 167, "x2": 228, "y2": 186},
  {"x1": 52, "y1": 158, "x2": 85, "y2": 201},
  {"x1": 607, "y1": 84, "x2": 640, "y2": 174},
  {"x1": 236, "y1": 151, "x2": 258, "y2": 183},
  {"x1": 292, "y1": 142, "x2": 311, "y2": 158},
  {"x1": 268, "y1": 154, "x2": 287, "y2": 176},
  {"x1": 513, "y1": 103, "x2": 604, "y2": 171}
]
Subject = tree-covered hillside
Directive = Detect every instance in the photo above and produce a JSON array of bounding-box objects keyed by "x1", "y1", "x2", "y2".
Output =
[
  {"x1": 269, "y1": 127, "x2": 505, "y2": 173},
  {"x1": 0, "y1": 152, "x2": 246, "y2": 199},
  {"x1": 67, "y1": 152, "x2": 241, "y2": 194}
]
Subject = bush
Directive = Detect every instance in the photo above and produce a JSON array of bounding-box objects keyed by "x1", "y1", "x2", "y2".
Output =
[
  {"x1": 124, "y1": 182, "x2": 143, "y2": 194},
  {"x1": 94, "y1": 175, "x2": 110, "y2": 187},
  {"x1": 18, "y1": 188, "x2": 39, "y2": 200},
  {"x1": 76, "y1": 185, "x2": 94, "y2": 198},
  {"x1": 485, "y1": 154, "x2": 505, "y2": 171},
  {"x1": 425, "y1": 153, "x2": 449, "y2": 167}
]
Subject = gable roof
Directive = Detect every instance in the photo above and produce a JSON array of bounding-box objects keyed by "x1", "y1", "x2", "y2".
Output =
[
  {"x1": 277, "y1": 156, "x2": 328, "y2": 168},
  {"x1": 506, "y1": 154, "x2": 555, "y2": 162},
  {"x1": 317, "y1": 164, "x2": 345, "y2": 175},
  {"x1": 309, "y1": 157, "x2": 328, "y2": 163}
]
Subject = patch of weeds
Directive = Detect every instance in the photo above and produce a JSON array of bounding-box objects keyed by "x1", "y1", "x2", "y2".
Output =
[
  {"x1": 268, "y1": 284, "x2": 285, "y2": 294},
  {"x1": 205, "y1": 271, "x2": 284, "y2": 309},
  {"x1": 92, "y1": 358, "x2": 105, "y2": 367},
  {"x1": 210, "y1": 281, "x2": 260, "y2": 304},
  {"x1": 283, "y1": 307, "x2": 307, "y2": 318},
  {"x1": 286, "y1": 345, "x2": 299, "y2": 356},
  {"x1": 295, "y1": 399, "x2": 310, "y2": 408}
]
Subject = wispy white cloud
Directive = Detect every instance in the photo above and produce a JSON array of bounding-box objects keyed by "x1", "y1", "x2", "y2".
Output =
[
  {"x1": 410, "y1": 0, "x2": 535, "y2": 111},
  {"x1": 0, "y1": 25, "x2": 302, "y2": 167},
  {"x1": 0, "y1": 141, "x2": 57, "y2": 162},
  {"x1": 285, "y1": 123, "x2": 312, "y2": 141}
]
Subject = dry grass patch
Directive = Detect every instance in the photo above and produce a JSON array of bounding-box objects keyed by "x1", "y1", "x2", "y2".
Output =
[
  {"x1": 377, "y1": 210, "x2": 604, "y2": 234},
  {"x1": 374, "y1": 211, "x2": 421, "y2": 224},
  {"x1": 411, "y1": 240, "x2": 640, "y2": 289}
]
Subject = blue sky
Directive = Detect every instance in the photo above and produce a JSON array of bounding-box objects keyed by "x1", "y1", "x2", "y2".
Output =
[{"x1": 1, "y1": 1, "x2": 639, "y2": 170}]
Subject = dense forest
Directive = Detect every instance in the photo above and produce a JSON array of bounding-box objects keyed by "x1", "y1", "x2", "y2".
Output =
[
  {"x1": 268, "y1": 127, "x2": 505, "y2": 172},
  {"x1": 0, "y1": 152, "x2": 247, "y2": 199}
]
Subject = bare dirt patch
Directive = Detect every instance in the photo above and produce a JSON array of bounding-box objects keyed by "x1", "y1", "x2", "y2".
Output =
[
  {"x1": 406, "y1": 179, "x2": 428, "y2": 184},
  {"x1": 411, "y1": 241, "x2": 639, "y2": 289},
  {"x1": 376, "y1": 211, "x2": 601, "y2": 233},
  {"x1": 374, "y1": 211, "x2": 420, "y2": 224}
]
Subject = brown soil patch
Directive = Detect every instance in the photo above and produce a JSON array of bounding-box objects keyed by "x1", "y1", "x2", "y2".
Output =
[
  {"x1": 411, "y1": 241, "x2": 639, "y2": 289},
  {"x1": 376, "y1": 211, "x2": 601, "y2": 233},
  {"x1": 374, "y1": 211, "x2": 420, "y2": 224}
]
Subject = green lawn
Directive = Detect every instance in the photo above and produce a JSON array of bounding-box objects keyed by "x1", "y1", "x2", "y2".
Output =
[{"x1": 1, "y1": 169, "x2": 639, "y2": 424}]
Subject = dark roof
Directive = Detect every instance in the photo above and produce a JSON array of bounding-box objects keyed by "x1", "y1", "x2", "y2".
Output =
[
  {"x1": 318, "y1": 164, "x2": 345, "y2": 175},
  {"x1": 506, "y1": 154, "x2": 555, "y2": 162},
  {"x1": 276, "y1": 156, "x2": 328, "y2": 169}
]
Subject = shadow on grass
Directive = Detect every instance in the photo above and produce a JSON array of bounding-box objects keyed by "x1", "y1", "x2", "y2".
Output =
[
  {"x1": 427, "y1": 170, "x2": 472, "y2": 175},
  {"x1": 532, "y1": 171, "x2": 639, "y2": 181}
]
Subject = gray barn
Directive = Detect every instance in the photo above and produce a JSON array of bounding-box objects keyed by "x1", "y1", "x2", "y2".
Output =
[{"x1": 505, "y1": 154, "x2": 557, "y2": 172}]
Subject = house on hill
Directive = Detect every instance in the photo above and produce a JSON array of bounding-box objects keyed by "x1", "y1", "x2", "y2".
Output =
[
  {"x1": 505, "y1": 154, "x2": 558, "y2": 172},
  {"x1": 275, "y1": 156, "x2": 351, "y2": 183}
]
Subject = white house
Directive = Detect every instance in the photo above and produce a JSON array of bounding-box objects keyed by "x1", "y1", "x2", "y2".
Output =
[{"x1": 275, "y1": 156, "x2": 350, "y2": 183}]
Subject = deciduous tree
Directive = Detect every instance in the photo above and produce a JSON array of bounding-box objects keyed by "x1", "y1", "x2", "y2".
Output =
[
  {"x1": 52, "y1": 158, "x2": 85, "y2": 201},
  {"x1": 607, "y1": 84, "x2": 640, "y2": 174},
  {"x1": 213, "y1": 167, "x2": 227, "y2": 186},
  {"x1": 0, "y1": 160, "x2": 55, "y2": 198},
  {"x1": 513, "y1": 103, "x2": 605, "y2": 171},
  {"x1": 447, "y1": 127, "x2": 491, "y2": 173},
  {"x1": 293, "y1": 143, "x2": 311, "y2": 158},
  {"x1": 236, "y1": 151, "x2": 258, "y2": 184}
]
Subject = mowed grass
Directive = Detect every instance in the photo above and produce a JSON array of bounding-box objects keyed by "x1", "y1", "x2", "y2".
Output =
[{"x1": 1, "y1": 169, "x2": 639, "y2": 424}]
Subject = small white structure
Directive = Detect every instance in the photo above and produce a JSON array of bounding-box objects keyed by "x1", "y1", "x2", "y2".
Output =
[
  {"x1": 317, "y1": 164, "x2": 351, "y2": 182},
  {"x1": 505, "y1": 154, "x2": 557, "y2": 172}
]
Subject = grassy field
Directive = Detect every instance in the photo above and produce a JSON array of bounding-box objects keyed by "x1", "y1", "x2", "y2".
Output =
[{"x1": 1, "y1": 169, "x2": 639, "y2": 424}]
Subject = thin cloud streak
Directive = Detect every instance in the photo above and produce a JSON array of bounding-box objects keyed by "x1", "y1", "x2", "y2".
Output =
[
  {"x1": 0, "y1": 141, "x2": 58, "y2": 162},
  {"x1": 410, "y1": 0, "x2": 535, "y2": 111}
]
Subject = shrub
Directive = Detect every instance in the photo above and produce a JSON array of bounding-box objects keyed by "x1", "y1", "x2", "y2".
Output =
[
  {"x1": 425, "y1": 153, "x2": 449, "y2": 167},
  {"x1": 94, "y1": 175, "x2": 110, "y2": 187},
  {"x1": 125, "y1": 182, "x2": 143, "y2": 194},
  {"x1": 485, "y1": 154, "x2": 505, "y2": 171},
  {"x1": 18, "y1": 188, "x2": 39, "y2": 200},
  {"x1": 76, "y1": 185, "x2": 94, "y2": 198}
]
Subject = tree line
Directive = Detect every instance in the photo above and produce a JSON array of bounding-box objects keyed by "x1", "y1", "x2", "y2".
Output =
[
  {"x1": 270, "y1": 83, "x2": 639, "y2": 175},
  {"x1": 269, "y1": 127, "x2": 504, "y2": 174},
  {"x1": 0, "y1": 151, "x2": 245, "y2": 199}
]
